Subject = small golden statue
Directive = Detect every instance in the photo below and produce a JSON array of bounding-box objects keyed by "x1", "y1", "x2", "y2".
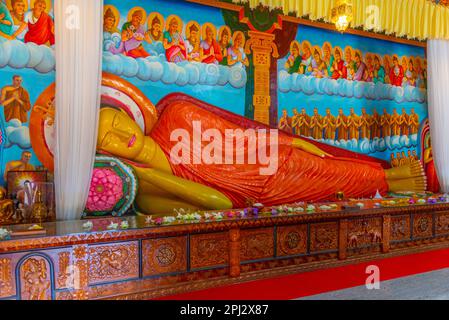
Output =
[
  {"x1": 0, "y1": 187, "x2": 15, "y2": 225},
  {"x1": 31, "y1": 191, "x2": 48, "y2": 224},
  {"x1": 336, "y1": 191, "x2": 345, "y2": 201}
]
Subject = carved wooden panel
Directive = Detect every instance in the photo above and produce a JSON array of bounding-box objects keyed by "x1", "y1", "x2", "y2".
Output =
[
  {"x1": 391, "y1": 215, "x2": 411, "y2": 241},
  {"x1": 413, "y1": 213, "x2": 433, "y2": 239},
  {"x1": 19, "y1": 256, "x2": 52, "y2": 300},
  {"x1": 347, "y1": 218, "x2": 382, "y2": 248},
  {"x1": 0, "y1": 258, "x2": 14, "y2": 298},
  {"x1": 88, "y1": 242, "x2": 139, "y2": 285},
  {"x1": 436, "y1": 212, "x2": 449, "y2": 236},
  {"x1": 310, "y1": 222, "x2": 338, "y2": 252},
  {"x1": 190, "y1": 232, "x2": 229, "y2": 269},
  {"x1": 142, "y1": 237, "x2": 187, "y2": 277},
  {"x1": 277, "y1": 225, "x2": 307, "y2": 257},
  {"x1": 240, "y1": 228, "x2": 274, "y2": 261}
]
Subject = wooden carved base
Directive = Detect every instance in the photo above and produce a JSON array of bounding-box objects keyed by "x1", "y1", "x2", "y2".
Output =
[{"x1": 2, "y1": 204, "x2": 449, "y2": 300}]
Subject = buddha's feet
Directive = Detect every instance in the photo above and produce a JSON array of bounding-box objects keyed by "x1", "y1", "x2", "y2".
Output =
[{"x1": 385, "y1": 161, "x2": 427, "y2": 193}]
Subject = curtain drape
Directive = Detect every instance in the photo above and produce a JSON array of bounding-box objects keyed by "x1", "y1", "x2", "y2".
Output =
[
  {"x1": 54, "y1": 0, "x2": 103, "y2": 220},
  {"x1": 233, "y1": 0, "x2": 449, "y2": 40},
  {"x1": 427, "y1": 40, "x2": 449, "y2": 192}
]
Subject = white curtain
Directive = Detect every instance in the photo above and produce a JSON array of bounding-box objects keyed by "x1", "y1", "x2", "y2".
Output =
[
  {"x1": 54, "y1": 0, "x2": 103, "y2": 220},
  {"x1": 427, "y1": 40, "x2": 449, "y2": 192}
]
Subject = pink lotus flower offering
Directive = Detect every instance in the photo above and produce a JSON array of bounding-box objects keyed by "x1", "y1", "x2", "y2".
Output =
[{"x1": 86, "y1": 168, "x2": 124, "y2": 212}]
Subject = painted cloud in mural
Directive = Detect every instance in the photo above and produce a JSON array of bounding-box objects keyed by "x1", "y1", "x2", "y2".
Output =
[
  {"x1": 319, "y1": 134, "x2": 418, "y2": 154},
  {"x1": 278, "y1": 70, "x2": 427, "y2": 103},
  {"x1": 103, "y1": 34, "x2": 247, "y2": 89},
  {"x1": 0, "y1": 40, "x2": 55, "y2": 73},
  {"x1": 4, "y1": 119, "x2": 31, "y2": 149}
]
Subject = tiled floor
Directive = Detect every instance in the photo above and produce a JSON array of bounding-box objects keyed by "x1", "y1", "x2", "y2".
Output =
[{"x1": 300, "y1": 268, "x2": 449, "y2": 300}]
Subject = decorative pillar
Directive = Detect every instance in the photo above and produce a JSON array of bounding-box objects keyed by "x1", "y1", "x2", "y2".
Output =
[{"x1": 245, "y1": 31, "x2": 279, "y2": 125}]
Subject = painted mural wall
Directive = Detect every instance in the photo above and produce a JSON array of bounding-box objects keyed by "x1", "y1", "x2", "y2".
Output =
[
  {"x1": 0, "y1": 0, "x2": 55, "y2": 187},
  {"x1": 277, "y1": 25, "x2": 428, "y2": 162},
  {"x1": 102, "y1": 0, "x2": 429, "y2": 168}
]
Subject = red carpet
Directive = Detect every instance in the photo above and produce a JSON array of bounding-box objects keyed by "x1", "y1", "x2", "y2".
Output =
[{"x1": 158, "y1": 247, "x2": 449, "y2": 300}]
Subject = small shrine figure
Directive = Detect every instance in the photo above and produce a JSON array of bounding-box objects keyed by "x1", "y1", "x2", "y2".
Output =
[
  {"x1": 0, "y1": 187, "x2": 15, "y2": 225},
  {"x1": 30, "y1": 190, "x2": 47, "y2": 224}
]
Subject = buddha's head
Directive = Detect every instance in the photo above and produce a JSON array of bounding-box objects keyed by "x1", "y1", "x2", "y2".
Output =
[
  {"x1": 97, "y1": 108, "x2": 145, "y2": 160},
  {"x1": 0, "y1": 187, "x2": 5, "y2": 201}
]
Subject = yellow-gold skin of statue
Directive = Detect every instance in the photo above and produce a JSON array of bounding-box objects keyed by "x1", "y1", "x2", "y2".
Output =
[{"x1": 97, "y1": 107, "x2": 426, "y2": 216}]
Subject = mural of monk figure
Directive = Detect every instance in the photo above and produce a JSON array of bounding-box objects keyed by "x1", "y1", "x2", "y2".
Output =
[
  {"x1": 4, "y1": 150, "x2": 35, "y2": 181},
  {"x1": 285, "y1": 41, "x2": 303, "y2": 74},
  {"x1": 0, "y1": 75, "x2": 31, "y2": 123},
  {"x1": 364, "y1": 53, "x2": 374, "y2": 82},
  {"x1": 383, "y1": 55, "x2": 392, "y2": 84},
  {"x1": 344, "y1": 46, "x2": 355, "y2": 80},
  {"x1": 336, "y1": 108, "x2": 348, "y2": 141},
  {"x1": 322, "y1": 42, "x2": 334, "y2": 76},
  {"x1": 330, "y1": 47, "x2": 347, "y2": 80},
  {"x1": 185, "y1": 22, "x2": 200, "y2": 62},
  {"x1": 390, "y1": 153, "x2": 399, "y2": 167},
  {"x1": 400, "y1": 108, "x2": 410, "y2": 136},
  {"x1": 380, "y1": 108, "x2": 391, "y2": 138},
  {"x1": 390, "y1": 55, "x2": 404, "y2": 86},
  {"x1": 278, "y1": 109, "x2": 292, "y2": 134},
  {"x1": 291, "y1": 108, "x2": 300, "y2": 135},
  {"x1": 403, "y1": 58, "x2": 416, "y2": 87},
  {"x1": 310, "y1": 107, "x2": 323, "y2": 140},
  {"x1": 370, "y1": 108, "x2": 381, "y2": 139},
  {"x1": 348, "y1": 108, "x2": 361, "y2": 140},
  {"x1": 409, "y1": 108, "x2": 419, "y2": 135},
  {"x1": 311, "y1": 47, "x2": 328, "y2": 78},
  {"x1": 0, "y1": 0, "x2": 13, "y2": 39},
  {"x1": 353, "y1": 50, "x2": 367, "y2": 81},
  {"x1": 301, "y1": 41, "x2": 313, "y2": 75},
  {"x1": 298, "y1": 108, "x2": 310, "y2": 137},
  {"x1": 218, "y1": 26, "x2": 231, "y2": 65},
  {"x1": 360, "y1": 108, "x2": 371, "y2": 139},
  {"x1": 116, "y1": 9, "x2": 150, "y2": 59},
  {"x1": 9, "y1": 0, "x2": 27, "y2": 40},
  {"x1": 323, "y1": 108, "x2": 336, "y2": 140},
  {"x1": 200, "y1": 23, "x2": 222, "y2": 64},
  {"x1": 164, "y1": 15, "x2": 186, "y2": 63},
  {"x1": 24, "y1": 0, "x2": 54, "y2": 46},
  {"x1": 373, "y1": 55, "x2": 385, "y2": 84},
  {"x1": 390, "y1": 108, "x2": 401, "y2": 136},
  {"x1": 227, "y1": 31, "x2": 249, "y2": 68},
  {"x1": 103, "y1": 7, "x2": 120, "y2": 34},
  {"x1": 145, "y1": 13, "x2": 163, "y2": 43},
  {"x1": 97, "y1": 99, "x2": 426, "y2": 215}
]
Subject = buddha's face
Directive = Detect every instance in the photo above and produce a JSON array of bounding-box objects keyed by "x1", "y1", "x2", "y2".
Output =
[{"x1": 97, "y1": 109, "x2": 145, "y2": 160}]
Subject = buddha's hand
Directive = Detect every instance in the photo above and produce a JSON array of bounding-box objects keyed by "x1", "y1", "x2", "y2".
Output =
[{"x1": 292, "y1": 138, "x2": 332, "y2": 158}]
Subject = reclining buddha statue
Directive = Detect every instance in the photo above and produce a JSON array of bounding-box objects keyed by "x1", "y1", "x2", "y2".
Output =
[{"x1": 97, "y1": 97, "x2": 426, "y2": 215}]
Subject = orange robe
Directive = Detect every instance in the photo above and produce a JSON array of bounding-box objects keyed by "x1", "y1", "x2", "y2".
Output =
[{"x1": 150, "y1": 101, "x2": 389, "y2": 207}]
